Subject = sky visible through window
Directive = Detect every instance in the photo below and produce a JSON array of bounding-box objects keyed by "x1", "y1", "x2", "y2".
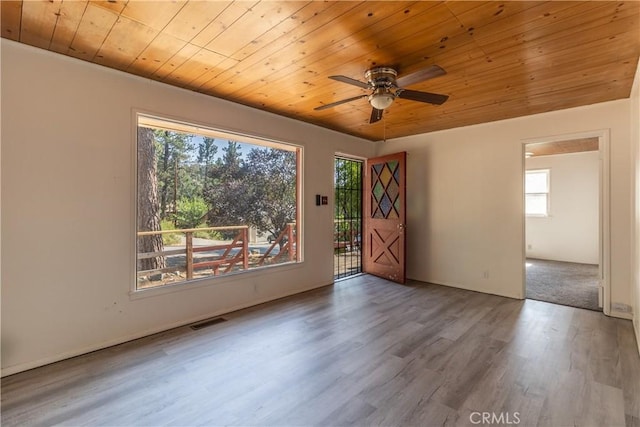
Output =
[{"x1": 136, "y1": 119, "x2": 300, "y2": 290}]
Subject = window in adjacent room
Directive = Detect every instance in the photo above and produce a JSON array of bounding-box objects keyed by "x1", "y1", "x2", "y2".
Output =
[
  {"x1": 525, "y1": 169, "x2": 550, "y2": 216},
  {"x1": 136, "y1": 114, "x2": 302, "y2": 290}
]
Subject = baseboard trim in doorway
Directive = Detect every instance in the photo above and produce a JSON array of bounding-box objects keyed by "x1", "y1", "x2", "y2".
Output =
[
  {"x1": 334, "y1": 272, "x2": 365, "y2": 283},
  {"x1": 610, "y1": 309, "x2": 633, "y2": 320}
]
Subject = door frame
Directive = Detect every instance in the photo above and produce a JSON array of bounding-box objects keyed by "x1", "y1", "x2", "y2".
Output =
[
  {"x1": 333, "y1": 154, "x2": 365, "y2": 280},
  {"x1": 521, "y1": 129, "x2": 611, "y2": 315}
]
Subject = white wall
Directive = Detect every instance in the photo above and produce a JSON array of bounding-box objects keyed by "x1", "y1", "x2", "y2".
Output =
[
  {"x1": 4, "y1": 38, "x2": 639, "y2": 373},
  {"x1": 0, "y1": 40, "x2": 375, "y2": 376},
  {"x1": 631, "y1": 58, "x2": 640, "y2": 354},
  {"x1": 525, "y1": 151, "x2": 599, "y2": 264},
  {"x1": 376, "y1": 99, "x2": 633, "y2": 315}
]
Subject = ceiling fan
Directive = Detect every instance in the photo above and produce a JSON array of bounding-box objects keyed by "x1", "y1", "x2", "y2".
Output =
[{"x1": 314, "y1": 64, "x2": 449, "y2": 124}]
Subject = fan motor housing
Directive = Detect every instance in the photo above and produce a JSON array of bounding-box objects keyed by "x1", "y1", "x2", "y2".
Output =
[
  {"x1": 365, "y1": 67, "x2": 398, "y2": 88},
  {"x1": 315, "y1": 64, "x2": 448, "y2": 120}
]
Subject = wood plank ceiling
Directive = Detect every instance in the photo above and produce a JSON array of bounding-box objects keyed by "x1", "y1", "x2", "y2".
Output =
[
  {"x1": 2, "y1": 1, "x2": 639, "y2": 141},
  {"x1": 525, "y1": 137, "x2": 599, "y2": 157}
]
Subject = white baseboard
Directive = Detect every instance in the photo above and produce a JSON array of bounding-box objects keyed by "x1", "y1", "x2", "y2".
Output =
[
  {"x1": 609, "y1": 309, "x2": 633, "y2": 320},
  {"x1": 414, "y1": 278, "x2": 523, "y2": 300},
  {"x1": 1, "y1": 281, "x2": 333, "y2": 377}
]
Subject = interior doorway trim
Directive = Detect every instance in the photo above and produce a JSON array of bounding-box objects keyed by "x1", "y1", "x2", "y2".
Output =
[{"x1": 521, "y1": 129, "x2": 611, "y2": 315}]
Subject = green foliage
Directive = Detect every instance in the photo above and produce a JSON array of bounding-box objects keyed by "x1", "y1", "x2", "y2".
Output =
[
  {"x1": 198, "y1": 137, "x2": 218, "y2": 167},
  {"x1": 334, "y1": 158, "x2": 362, "y2": 252},
  {"x1": 193, "y1": 225, "x2": 221, "y2": 240},
  {"x1": 334, "y1": 158, "x2": 362, "y2": 222},
  {"x1": 160, "y1": 219, "x2": 181, "y2": 245},
  {"x1": 202, "y1": 141, "x2": 249, "y2": 239},
  {"x1": 154, "y1": 130, "x2": 198, "y2": 220},
  {"x1": 143, "y1": 130, "x2": 297, "y2": 244},
  {"x1": 174, "y1": 196, "x2": 208, "y2": 229},
  {"x1": 243, "y1": 148, "x2": 297, "y2": 240},
  {"x1": 201, "y1": 142, "x2": 296, "y2": 242}
]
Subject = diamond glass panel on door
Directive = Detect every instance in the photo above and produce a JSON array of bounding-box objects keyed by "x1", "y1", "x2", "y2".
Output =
[
  {"x1": 371, "y1": 160, "x2": 400, "y2": 219},
  {"x1": 363, "y1": 152, "x2": 406, "y2": 284}
]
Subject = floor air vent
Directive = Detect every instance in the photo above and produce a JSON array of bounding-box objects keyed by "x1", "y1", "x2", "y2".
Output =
[{"x1": 190, "y1": 317, "x2": 227, "y2": 330}]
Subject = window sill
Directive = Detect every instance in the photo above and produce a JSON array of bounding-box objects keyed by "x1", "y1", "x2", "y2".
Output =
[{"x1": 129, "y1": 261, "x2": 305, "y2": 300}]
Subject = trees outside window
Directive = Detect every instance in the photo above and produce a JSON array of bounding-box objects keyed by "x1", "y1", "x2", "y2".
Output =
[
  {"x1": 136, "y1": 115, "x2": 301, "y2": 290},
  {"x1": 137, "y1": 127, "x2": 165, "y2": 274}
]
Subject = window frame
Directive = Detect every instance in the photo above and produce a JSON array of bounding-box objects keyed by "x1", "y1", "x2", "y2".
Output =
[
  {"x1": 132, "y1": 112, "x2": 304, "y2": 295},
  {"x1": 525, "y1": 168, "x2": 550, "y2": 217}
]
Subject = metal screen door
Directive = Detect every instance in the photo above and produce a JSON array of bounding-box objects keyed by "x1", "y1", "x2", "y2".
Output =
[{"x1": 334, "y1": 157, "x2": 363, "y2": 280}]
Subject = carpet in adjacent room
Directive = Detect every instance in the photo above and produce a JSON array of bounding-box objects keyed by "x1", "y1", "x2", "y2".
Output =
[{"x1": 526, "y1": 258, "x2": 600, "y2": 311}]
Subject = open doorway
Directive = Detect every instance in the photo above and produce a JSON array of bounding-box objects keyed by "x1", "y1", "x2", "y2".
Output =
[
  {"x1": 523, "y1": 136, "x2": 605, "y2": 311},
  {"x1": 334, "y1": 157, "x2": 363, "y2": 280}
]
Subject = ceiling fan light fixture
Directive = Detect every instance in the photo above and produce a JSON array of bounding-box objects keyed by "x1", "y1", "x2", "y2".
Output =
[
  {"x1": 369, "y1": 89, "x2": 395, "y2": 110},
  {"x1": 317, "y1": 64, "x2": 448, "y2": 121}
]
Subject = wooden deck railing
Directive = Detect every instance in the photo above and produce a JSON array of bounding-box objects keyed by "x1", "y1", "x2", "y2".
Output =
[
  {"x1": 334, "y1": 219, "x2": 361, "y2": 251},
  {"x1": 257, "y1": 222, "x2": 296, "y2": 266},
  {"x1": 137, "y1": 223, "x2": 296, "y2": 282}
]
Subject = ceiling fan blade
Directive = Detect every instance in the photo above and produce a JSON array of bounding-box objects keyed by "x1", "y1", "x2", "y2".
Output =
[
  {"x1": 370, "y1": 107, "x2": 384, "y2": 124},
  {"x1": 396, "y1": 64, "x2": 446, "y2": 88},
  {"x1": 314, "y1": 94, "x2": 368, "y2": 111},
  {"x1": 329, "y1": 75, "x2": 370, "y2": 89},
  {"x1": 397, "y1": 89, "x2": 449, "y2": 105}
]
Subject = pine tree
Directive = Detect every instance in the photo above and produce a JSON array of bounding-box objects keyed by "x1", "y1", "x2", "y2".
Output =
[{"x1": 137, "y1": 127, "x2": 166, "y2": 272}]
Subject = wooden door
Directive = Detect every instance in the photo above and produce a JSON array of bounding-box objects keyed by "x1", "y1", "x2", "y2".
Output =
[{"x1": 363, "y1": 152, "x2": 406, "y2": 283}]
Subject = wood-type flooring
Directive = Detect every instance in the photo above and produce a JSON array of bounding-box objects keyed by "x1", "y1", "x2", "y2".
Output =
[{"x1": 2, "y1": 275, "x2": 639, "y2": 426}]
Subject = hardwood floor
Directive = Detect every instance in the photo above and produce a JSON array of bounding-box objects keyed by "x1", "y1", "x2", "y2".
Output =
[{"x1": 2, "y1": 275, "x2": 639, "y2": 426}]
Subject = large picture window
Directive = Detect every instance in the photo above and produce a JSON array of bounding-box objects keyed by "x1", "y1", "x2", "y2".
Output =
[{"x1": 136, "y1": 114, "x2": 301, "y2": 290}]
